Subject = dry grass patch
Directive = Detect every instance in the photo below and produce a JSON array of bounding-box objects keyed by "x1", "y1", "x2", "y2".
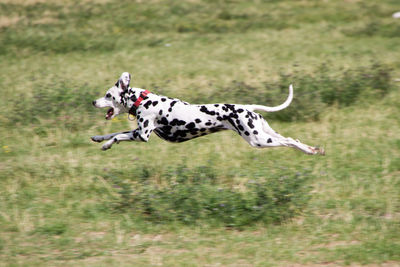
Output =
[
  {"x1": 0, "y1": 16, "x2": 20, "y2": 28},
  {"x1": 0, "y1": 0, "x2": 113, "y2": 5}
]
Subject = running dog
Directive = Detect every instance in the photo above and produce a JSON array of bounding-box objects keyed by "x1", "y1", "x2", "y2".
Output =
[{"x1": 91, "y1": 72, "x2": 324, "y2": 155}]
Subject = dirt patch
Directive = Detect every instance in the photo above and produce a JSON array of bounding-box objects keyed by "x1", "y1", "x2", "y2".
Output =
[
  {"x1": 0, "y1": 0, "x2": 112, "y2": 5},
  {"x1": 312, "y1": 240, "x2": 361, "y2": 249},
  {"x1": 32, "y1": 17, "x2": 59, "y2": 25},
  {"x1": 0, "y1": 16, "x2": 21, "y2": 28},
  {"x1": 281, "y1": 261, "x2": 399, "y2": 267}
]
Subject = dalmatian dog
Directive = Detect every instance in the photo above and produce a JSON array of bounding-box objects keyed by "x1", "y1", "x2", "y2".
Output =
[{"x1": 91, "y1": 72, "x2": 324, "y2": 155}]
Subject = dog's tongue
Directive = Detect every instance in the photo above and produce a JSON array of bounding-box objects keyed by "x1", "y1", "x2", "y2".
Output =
[{"x1": 106, "y1": 108, "x2": 114, "y2": 120}]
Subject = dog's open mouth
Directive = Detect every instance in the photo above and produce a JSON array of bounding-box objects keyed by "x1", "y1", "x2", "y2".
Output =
[{"x1": 106, "y1": 108, "x2": 114, "y2": 120}]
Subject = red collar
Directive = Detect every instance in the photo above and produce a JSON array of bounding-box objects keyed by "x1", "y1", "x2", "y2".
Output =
[{"x1": 133, "y1": 90, "x2": 150, "y2": 108}]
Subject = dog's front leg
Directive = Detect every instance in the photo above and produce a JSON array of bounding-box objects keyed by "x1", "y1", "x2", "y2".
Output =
[
  {"x1": 91, "y1": 132, "x2": 128, "y2": 143},
  {"x1": 101, "y1": 126, "x2": 154, "y2": 151},
  {"x1": 101, "y1": 132, "x2": 131, "y2": 151}
]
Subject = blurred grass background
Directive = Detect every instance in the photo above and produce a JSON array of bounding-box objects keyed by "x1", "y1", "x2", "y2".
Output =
[{"x1": 0, "y1": 0, "x2": 399, "y2": 266}]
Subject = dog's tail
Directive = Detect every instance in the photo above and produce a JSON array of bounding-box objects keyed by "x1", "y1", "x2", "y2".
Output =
[{"x1": 247, "y1": 84, "x2": 293, "y2": 112}]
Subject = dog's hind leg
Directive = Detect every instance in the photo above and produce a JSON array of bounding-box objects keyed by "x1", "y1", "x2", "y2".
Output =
[
  {"x1": 265, "y1": 121, "x2": 324, "y2": 155},
  {"x1": 271, "y1": 137, "x2": 324, "y2": 155},
  {"x1": 243, "y1": 119, "x2": 324, "y2": 155},
  {"x1": 245, "y1": 133, "x2": 323, "y2": 155}
]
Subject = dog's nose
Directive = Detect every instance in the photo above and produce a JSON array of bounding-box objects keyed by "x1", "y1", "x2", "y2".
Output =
[{"x1": 92, "y1": 100, "x2": 96, "y2": 106}]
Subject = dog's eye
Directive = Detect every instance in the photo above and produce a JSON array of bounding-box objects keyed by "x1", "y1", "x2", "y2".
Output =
[{"x1": 106, "y1": 93, "x2": 112, "y2": 98}]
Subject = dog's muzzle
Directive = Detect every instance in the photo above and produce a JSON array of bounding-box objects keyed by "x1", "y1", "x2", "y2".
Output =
[
  {"x1": 92, "y1": 100, "x2": 114, "y2": 120},
  {"x1": 106, "y1": 108, "x2": 114, "y2": 120}
]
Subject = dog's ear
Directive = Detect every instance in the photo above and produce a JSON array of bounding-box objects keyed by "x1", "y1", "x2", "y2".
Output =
[{"x1": 115, "y1": 72, "x2": 131, "y2": 91}]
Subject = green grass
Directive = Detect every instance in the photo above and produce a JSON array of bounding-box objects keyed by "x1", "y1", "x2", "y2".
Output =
[{"x1": 0, "y1": 0, "x2": 400, "y2": 266}]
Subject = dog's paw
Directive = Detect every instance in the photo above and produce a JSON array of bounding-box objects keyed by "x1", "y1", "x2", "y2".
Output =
[
  {"x1": 101, "y1": 144, "x2": 111, "y2": 151},
  {"x1": 101, "y1": 140, "x2": 114, "y2": 151},
  {"x1": 316, "y1": 147, "x2": 325, "y2": 156},
  {"x1": 91, "y1": 136, "x2": 104, "y2": 143}
]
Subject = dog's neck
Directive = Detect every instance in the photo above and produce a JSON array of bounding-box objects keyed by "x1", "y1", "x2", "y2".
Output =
[{"x1": 121, "y1": 87, "x2": 148, "y2": 114}]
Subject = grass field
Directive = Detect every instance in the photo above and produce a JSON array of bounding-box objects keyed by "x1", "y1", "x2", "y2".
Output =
[{"x1": 0, "y1": 0, "x2": 400, "y2": 266}]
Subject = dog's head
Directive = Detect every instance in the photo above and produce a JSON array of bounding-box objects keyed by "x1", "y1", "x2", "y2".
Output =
[{"x1": 92, "y1": 72, "x2": 132, "y2": 120}]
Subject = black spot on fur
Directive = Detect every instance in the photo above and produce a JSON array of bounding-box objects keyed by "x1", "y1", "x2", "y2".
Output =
[
  {"x1": 159, "y1": 110, "x2": 163, "y2": 115},
  {"x1": 248, "y1": 119, "x2": 254, "y2": 129},
  {"x1": 170, "y1": 101, "x2": 177, "y2": 108},
  {"x1": 186, "y1": 122, "x2": 195, "y2": 129},
  {"x1": 195, "y1": 119, "x2": 201, "y2": 123},
  {"x1": 229, "y1": 113, "x2": 239, "y2": 119},
  {"x1": 130, "y1": 95, "x2": 137, "y2": 102},
  {"x1": 153, "y1": 129, "x2": 168, "y2": 140},
  {"x1": 152, "y1": 101, "x2": 159, "y2": 106},
  {"x1": 144, "y1": 120, "x2": 149, "y2": 127},
  {"x1": 178, "y1": 131, "x2": 187, "y2": 137},
  {"x1": 158, "y1": 117, "x2": 168, "y2": 125},
  {"x1": 267, "y1": 138, "x2": 272, "y2": 143},
  {"x1": 170, "y1": 119, "x2": 186, "y2": 126},
  {"x1": 244, "y1": 131, "x2": 250, "y2": 136},
  {"x1": 200, "y1": 106, "x2": 216, "y2": 116},
  {"x1": 224, "y1": 104, "x2": 235, "y2": 111},
  {"x1": 143, "y1": 100, "x2": 152, "y2": 109},
  {"x1": 209, "y1": 126, "x2": 225, "y2": 133},
  {"x1": 253, "y1": 130, "x2": 258, "y2": 135},
  {"x1": 226, "y1": 117, "x2": 241, "y2": 135},
  {"x1": 247, "y1": 111, "x2": 256, "y2": 119},
  {"x1": 162, "y1": 125, "x2": 172, "y2": 133},
  {"x1": 190, "y1": 130, "x2": 199, "y2": 136},
  {"x1": 161, "y1": 98, "x2": 167, "y2": 102},
  {"x1": 237, "y1": 109, "x2": 244, "y2": 113}
]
